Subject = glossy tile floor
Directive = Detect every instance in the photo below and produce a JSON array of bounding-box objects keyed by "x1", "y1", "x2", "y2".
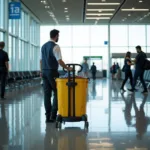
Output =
[{"x1": 0, "y1": 79, "x2": 150, "y2": 150}]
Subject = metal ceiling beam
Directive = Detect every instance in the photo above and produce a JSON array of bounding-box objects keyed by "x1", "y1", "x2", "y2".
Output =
[
  {"x1": 109, "y1": 0, "x2": 127, "y2": 24},
  {"x1": 83, "y1": 0, "x2": 87, "y2": 23}
]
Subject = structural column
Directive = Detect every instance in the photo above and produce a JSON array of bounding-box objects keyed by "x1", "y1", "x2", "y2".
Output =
[{"x1": 107, "y1": 24, "x2": 111, "y2": 78}]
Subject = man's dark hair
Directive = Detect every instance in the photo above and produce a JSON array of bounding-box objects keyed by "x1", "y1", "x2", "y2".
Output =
[
  {"x1": 136, "y1": 45, "x2": 141, "y2": 50},
  {"x1": 0, "y1": 42, "x2": 5, "y2": 49},
  {"x1": 50, "y1": 29, "x2": 59, "y2": 39}
]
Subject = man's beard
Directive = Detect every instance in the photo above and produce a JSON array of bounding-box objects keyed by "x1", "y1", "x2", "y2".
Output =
[{"x1": 56, "y1": 38, "x2": 58, "y2": 42}]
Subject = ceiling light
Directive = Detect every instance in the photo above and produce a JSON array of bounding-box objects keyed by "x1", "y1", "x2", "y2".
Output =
[
  {"x1": 64, "y1": 10, "x2": 68, "y2": 13},
  {"x1": 87, "y1": 9, "x2": 115, "y2": 11},
  {"x1": 128, "y1": 14, "x2": 131, "y2": 16},
  {"x1": 86, "y1": 13, "x2": 113, "y2": 16},
  {"x1": 122, "y1": 19, "x2": 125, "y2": 21},
  {"x1": 64, "y1": 8, "x2": 68, "y2": 10},
  {"x1": 88, "y1": 3, "x2": 120, "y2": 5},
  {"x1": 66, "y1": 18, "x2": 70, "y2": 21},
  {"x1": 41, "y1": 0, "x2": 47, "y2": 4},
  {"x1": 122, "y1": 8, "x2": 149, "y2": 11},
  {"x1": 45, "y1": 6, "x2": 50, "y2": 8},
  {"x1": 86, "y1": 17, "x2": 110, "y2": 20},
  {"x1": 66, "y1": 15, "x2": 69, "y2": 17},
  {"x1": 62, "y1": 0, "x2": 66, "y2": 2},
  {"x1": 139, "y1": 0, "x2": 143, "y2": 2},
  {"x1": 102, "y1": 0, "x2": 106, "y2": 1}
]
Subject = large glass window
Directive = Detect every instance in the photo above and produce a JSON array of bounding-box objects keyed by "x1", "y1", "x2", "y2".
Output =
[
  {"x1": 0, "y1": 32, "x2": 4, "y2": 41},
  {"x1": 24, "y1": 13, "x2": 28, "y2": 40},
  {"x1": 90, "y1": 48, "x2": 108, "y2": 70},
  {"x1": 111, "y1": 47, "x2": 129, "y2": 53},
  {"x1": 12, "y1": 38, "x2": 16, "y2": 71},
  {"x1": 111, "y1": 25, "x2": 128, "y2": 47},
  {"x1": 129, "y1": 25, "x2": 146, "y2": 46},
  {"x1": 40, "y1": 25, "x2": 109, "y2": 70},
  {"x1": 0, "y1": 1, "x2": 40, "y2": 72},
  {"x1": 22, "y1": 11, "x2": 25, "y2": 39},
  {"x1": 57, "y1": 26, "x2": 72, "y2": 47},
  {"x1": 19, "y1": 19, "x2": 21, "y2": 37},
  {"x1": 72, "y1": 26, "x2": 90, "y2": 47},
  {"x1": 18, "y1": 40, "x2": 22, "y2": 70},
  {"x1": 40, "y1": 25, "x2": 149, "y2": 72},
  {"x1": 0, "y1": 0, "x2": 4, "y2": 29},
  {"x1": 9, "y1": 20, "x2": 13, "y2": 33},
  {"x1": 8, "y1": 36, "x2": 12, "y2": 71},
  {"x1": 91, "y1": 26, "x2": 108, "y2": 46},
  {"x1": 40, "y1": 26, "x2": 54, "y2": 47},
  {"x1": 147, "y1": 25, "x2": 150, "y2": 47},
  {"x1": 72, "y1": 48, "x2": 90, "y2": 64}
]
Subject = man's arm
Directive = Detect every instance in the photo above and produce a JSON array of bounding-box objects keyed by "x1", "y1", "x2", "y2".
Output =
[
  {"x1": 40, "y1": 59, "x2": 42, "y2": 72},
  {"x1": 58, "y1": 59, "x2": 70, "y2": 70},
  {"x1": 127, "y1": 60, "x2": 134, "y2": 66},
  {"x1": 5, "y1": 53, "x2": 9, "y2": 72},
  {"x1": 54, "y1": 45, "x2": 72, "y2": 71},
  {"x1": 5, "y1": 62, "x2": 9, "y2": 72}
]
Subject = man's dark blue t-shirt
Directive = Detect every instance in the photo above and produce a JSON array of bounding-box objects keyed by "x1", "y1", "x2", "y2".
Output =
[
  {"x1": 0, "y1": 49, "x2": 9, "y2": 69},
  {"x1": 135, "y1": 51, "x2": 147, "y2": 71}
]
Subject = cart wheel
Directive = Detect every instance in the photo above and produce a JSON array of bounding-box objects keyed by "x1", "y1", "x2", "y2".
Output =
[
  {"x1": 84, "y1": 121, "x2": 89, "y2": 129},
  {"x1": 82, "y1": 114, "x2": 88, "y2": 122}
]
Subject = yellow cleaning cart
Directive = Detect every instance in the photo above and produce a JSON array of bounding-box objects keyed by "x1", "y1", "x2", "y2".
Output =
[{"x1": 56, "y1": 64, "x2": 89, "y2": 129}]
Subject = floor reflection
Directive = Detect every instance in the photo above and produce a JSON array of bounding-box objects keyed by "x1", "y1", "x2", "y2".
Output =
[
  {"x1": 0, "y1": 103, "x2": 9, "y2": 149},
  {"x1": 0, "y1": 80, "x2": 150, "y2": 150},
  {"x1": 121, "y1": 93, "x2": 150, "y2": 140}
]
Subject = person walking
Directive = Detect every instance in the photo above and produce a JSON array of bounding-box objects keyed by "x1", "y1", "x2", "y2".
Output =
[
  {"x1": 0, "y1": 42, "x2": 9, "y2": 100},
  {"x1": 91, "y1": 62, "x2": 97, "y2": 80},
  {"x1": 128, "y1": 46, "x2": 148, "y2": 94},
  {"x1": 82, "y1": 59, "x2": 89, "y2": 78},
  {"x1": 120, "y1": 52, "x2": 133, "y2": 92},
  {"x1": 40, "y1": 29, "x2": 72, "y2": 123}
]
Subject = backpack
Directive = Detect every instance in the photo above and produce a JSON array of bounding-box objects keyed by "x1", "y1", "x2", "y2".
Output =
[{"x1": 143, "y1": 59, "x2": 150, "y2": 70}]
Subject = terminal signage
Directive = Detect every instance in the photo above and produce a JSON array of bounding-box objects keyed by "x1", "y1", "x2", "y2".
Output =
[
  {"x1": 9, "y1": 2, "x2": 21, "y2": 19},
  {"x1": 104, "y1": 41, "x2": 108, "y2": 45}
]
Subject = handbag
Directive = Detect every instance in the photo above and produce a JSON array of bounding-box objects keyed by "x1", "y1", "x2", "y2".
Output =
[
  {"x1": 122, "y1": 65, "x2": 125, "y2": 72},
  {"x1": 143, "y1": 59, "x2": 150, "y2": 70}
]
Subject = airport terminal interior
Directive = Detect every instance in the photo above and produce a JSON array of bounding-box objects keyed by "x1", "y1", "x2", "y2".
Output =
[{"x1": 0, "y1": 0, "x2": 150, "y2": 149}]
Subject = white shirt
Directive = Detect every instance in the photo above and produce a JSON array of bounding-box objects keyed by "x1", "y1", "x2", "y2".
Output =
[{"x1": 40, "y1": 40, "x2": 62, "y2": 61}]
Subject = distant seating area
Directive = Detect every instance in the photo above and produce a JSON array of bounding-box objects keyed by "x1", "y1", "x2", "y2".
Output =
[
  {"x1": 137, "y1": 70, "x2": 150, "y2": 89},
  {"x1": 6, "y1": 71, "x2": 40, "y2": 89}
]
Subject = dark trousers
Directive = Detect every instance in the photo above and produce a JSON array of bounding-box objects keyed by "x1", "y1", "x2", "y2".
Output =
[
  {"x1": 121, "y1": 70, "x2": 133, "y2": 89},
  {"x1": 92, "y1": 72, "x2": 96, "y2": 80},
  {"x1": 42, "y1": 70, "x2": 59, "y2": 118},
  {"x1": 0, "y1": 71, "x2": 7, "y2": 98},
  {"x1": 132, "y1": 69, "x2": 147, "y2": 91}
]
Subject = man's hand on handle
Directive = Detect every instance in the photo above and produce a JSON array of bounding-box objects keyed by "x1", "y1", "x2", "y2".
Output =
[{"x1": 67, "y1": 67, "x2": 73, "y2": 71}]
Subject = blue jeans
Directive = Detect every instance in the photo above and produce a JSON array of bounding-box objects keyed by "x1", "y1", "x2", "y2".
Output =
[{"x1": 42, "y1": 70, "x2": 59, "y2": 118}]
